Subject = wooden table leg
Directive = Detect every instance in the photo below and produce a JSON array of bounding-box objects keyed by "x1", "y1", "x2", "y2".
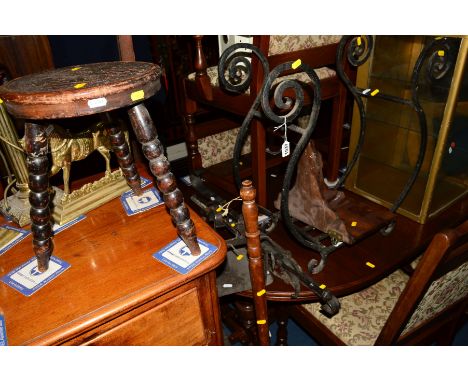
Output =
[
  {"x1": 127, "y1": 103, "x2": 201, "y2": 256},
  {"x1": 24, "y1": 122, "x2": 52, "y2": 272},
  {"x1": 240, "y1": 179, "x2": 269, "y2": 345}
]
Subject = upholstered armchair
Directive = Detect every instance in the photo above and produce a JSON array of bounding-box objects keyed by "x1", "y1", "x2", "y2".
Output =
[
  {"x1": 290, "y1": 220, "x2": 468, "y2": 345},
  {"x1": 182, "y1": 35, "x2": 350, "y2": 206}
]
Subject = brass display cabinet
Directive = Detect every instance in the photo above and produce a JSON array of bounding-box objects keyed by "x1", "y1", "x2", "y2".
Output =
[{"x1": 345, "y1": 36, "x2": 468, "y2": 223}]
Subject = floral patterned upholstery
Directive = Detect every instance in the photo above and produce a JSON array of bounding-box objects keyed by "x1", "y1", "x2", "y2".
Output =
[
  {"x1": 197, "y1": 127, "x2": 251, "y2": 168},
  {"x1": 302, "y1": 270, "x2": 409, "y2": 345},
  {"x1": 268, "y1": 35, "x2": 341, "y2": 55},
  {"x1": 301, "y1": 261, "x2": 468, "y2": 345},
  {"x1": 402, "y1": 261, "x2": 468, "y2": 335}
]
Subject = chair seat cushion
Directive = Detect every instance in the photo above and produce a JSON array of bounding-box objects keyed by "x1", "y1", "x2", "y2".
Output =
[
  {"x1": 188, "y1": 65, "x2": 336, "y2": 95},
  {"x1": 301, "y1": 270, "x2": 409, "y2": 345},
  {"x1": 198, "y1": 127, "x2": 251, "y2": 168},
  {"x1": 301, "y1": 260, "x2": 468, "y2": 345}
]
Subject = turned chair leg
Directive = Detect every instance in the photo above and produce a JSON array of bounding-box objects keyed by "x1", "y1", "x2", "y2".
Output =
[
  {"x1": 127, "y1": 103, "x2": 201, "y2": 256},
  {"x1": 275, "y1": 305, "x2": 289, "y2": 346},
  {"x1": 184, "y1": 113, "x2": 203, "y2": 173},
  {"x1": 24, "y1": 122, "x2": 53, "y2": 272}
]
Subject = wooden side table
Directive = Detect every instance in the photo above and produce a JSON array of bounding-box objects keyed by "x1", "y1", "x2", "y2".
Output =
[
  {"x1": 0, "y1": 61, "x2": 200, "y2": 272},
  {"x1": 0, "y1": 167, "x2": 227, "y2": 345}
]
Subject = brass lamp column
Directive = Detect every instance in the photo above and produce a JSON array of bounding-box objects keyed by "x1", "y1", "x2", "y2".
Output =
[{"x1": 0, "y1": 101, "x2": 30, "y2": 226}]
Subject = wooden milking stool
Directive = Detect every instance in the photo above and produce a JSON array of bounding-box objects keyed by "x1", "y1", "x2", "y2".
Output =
[{"x1": 0, "y1": 61, "x2": 200, "y2": 272}]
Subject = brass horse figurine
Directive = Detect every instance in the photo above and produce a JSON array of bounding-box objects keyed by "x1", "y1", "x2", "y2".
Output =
[{"x1": 48, "y1": 121, "x2": 128, "y2": 195}]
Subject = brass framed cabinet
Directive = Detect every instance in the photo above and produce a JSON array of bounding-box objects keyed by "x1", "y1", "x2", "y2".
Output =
[{"x1": 345, "y1": 36, "x2": 468, "y2": 223}]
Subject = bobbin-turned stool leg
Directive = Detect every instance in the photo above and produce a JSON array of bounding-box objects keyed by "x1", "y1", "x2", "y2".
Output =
[
  {"x1": 102, "y1": 114, "x2": 142, "y2": 196},
  {"x1": 127, "y1": 103, "x2": 201, "y2": 256},
  {"x1": 25, "y1": 122, "x2": 53, "y2": 272}
]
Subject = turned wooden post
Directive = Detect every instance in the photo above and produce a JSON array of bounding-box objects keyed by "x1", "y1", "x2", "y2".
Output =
[
  {"x1": 184, "y1": 113, "x2": 203, "y2": 172},
  {"x1": 193, "y1": 35, "x2": 213, "y2": 101},
  {"x1": 240, "y1": 179, "x2": 269, "y2": 345},
  {"x1": 117, "y1": 35, "x2": 136, "y2": 62},
  {"x1": 128, "y1": 103, "x2": 201, "y2": 256},
  {"x1": 24, "y1": 122, "x2": 52, "y2": 272}
]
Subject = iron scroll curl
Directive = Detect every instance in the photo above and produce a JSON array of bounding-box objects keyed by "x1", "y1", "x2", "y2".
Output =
[
  {"x1": 334, "y1": 35, "x2": 374, "y2": 189},
  {"x1": 218, "y1": 44, "x2": 335, "y2": 269}
]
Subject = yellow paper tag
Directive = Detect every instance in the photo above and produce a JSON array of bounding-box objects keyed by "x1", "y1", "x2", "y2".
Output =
[
  {"x1": 257, "y1": 289, "x2": 266, "y2": 297},
  {"x1": 230, "y1": 223, "x2": 236, "y2": 228},
  {"x1": 71, "y1": 67, "x2": 81, "y2": 71},
  {"x1": 74, "y1": 83, "x2": 87, "y2": 89},
  {"x1": 357, "y1": 36, "x2": 362, "y2": 46},
  {"x1": 351, "y1": 221, "x2": 357, "y2": 227},
  {"x1": 319, "y1": 284, "x2": 326, "y2": 289},
  {"x1": 291, "y1": 59, "x2": 302, "y2": 69},
  {"x1": 131, "y1": 90, "x2": 145, "y2": 102},
  {"x1": 438, "y1": 50, "x2": 445, "y2": 57},
  {"x1": 371, "y1": 89, "x2": 380, "y2": 96},
  {"x1": 0, "y1": 98, "x2": 3, "y2": 104},
  {"x1": 366, "y1": 262, "x2": 376, "y2": 268},
  {"x1": 236, "y1": 254, "x2": 244, "y2": 261},
  {"x1": 257, "y1": 319, "x2": 267, "y2": 325}
]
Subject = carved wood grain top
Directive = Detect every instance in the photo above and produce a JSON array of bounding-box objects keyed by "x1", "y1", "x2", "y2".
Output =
[{"x1": 0, "y1": 62, "x2": 161, "y2": 119}]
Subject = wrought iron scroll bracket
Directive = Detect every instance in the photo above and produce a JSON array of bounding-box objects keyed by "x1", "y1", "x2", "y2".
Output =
[{"x1": 218, "y1": 43, "x2": 345, "y2": 274}]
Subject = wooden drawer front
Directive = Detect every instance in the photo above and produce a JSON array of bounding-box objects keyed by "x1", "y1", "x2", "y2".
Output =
[{"x1": 82, "y1": 288, "x2": 207, "y2": 345}]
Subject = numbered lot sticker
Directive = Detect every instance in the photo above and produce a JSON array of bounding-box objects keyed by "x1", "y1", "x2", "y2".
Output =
[
  {"x1": 1, "y1": 256, "x2": 71, "y2": 297},
  {"x1": 153, "y1": 238, "x2": 217, "y2": 275},
  {"x1": 120, "y1": 187, "x2": 163, "y2": 216}
]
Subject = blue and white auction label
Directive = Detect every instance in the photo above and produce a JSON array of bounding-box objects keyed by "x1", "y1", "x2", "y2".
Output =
[
  {"x1": 120, "y1": 176, "x2": 153, "y2": 200},
  {"x1": 1, "y1": 256, "x2": 71, "y2": 297},
  {"x1": 139, "y1": 176, "x2": 152, "y2": 189},
  {"x1": 0, "y1": 225, "x2": 31, "y2": 256},
  {"x1": 153, "y1": 238, "x2": 217, "y2": 274},
  {"x1": 0, "y1": 315, "x2": 7, "y2": 346},
  {"x1": 120, "y1": 187, "x2": 163, "y2": 216},
  {"x1": 52, "y1": 215, "x2": 86, "y2": 234}
]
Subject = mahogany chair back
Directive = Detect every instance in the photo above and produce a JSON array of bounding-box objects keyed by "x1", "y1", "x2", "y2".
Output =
[{"x1": 376, "y1": 219, "x2": 468, "y2": 344}]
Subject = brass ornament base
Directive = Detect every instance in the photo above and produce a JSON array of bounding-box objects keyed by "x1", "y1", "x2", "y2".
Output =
[
  {"x1": 0, "y1": 194, "x2": 31, "y2": 227},
  {"x1": 51, "y1": 169, "x2": 130, "y2": 225}
]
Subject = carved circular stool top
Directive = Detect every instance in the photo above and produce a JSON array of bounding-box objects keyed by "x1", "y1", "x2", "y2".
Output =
[{"x1": 0, "y1": 61, "x2": 161, "y2": 119}]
